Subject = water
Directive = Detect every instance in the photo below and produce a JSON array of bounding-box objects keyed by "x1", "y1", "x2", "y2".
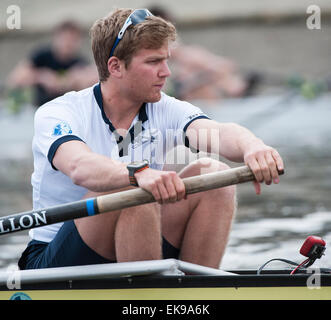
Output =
[
  {"x1": 203, "y1": 93, "x2": 331, "y2": 270},
  {"x1": 0, "y1": 93, "x2": 330, "y2": 271}
]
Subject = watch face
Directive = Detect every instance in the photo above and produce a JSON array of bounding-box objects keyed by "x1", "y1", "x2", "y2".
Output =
[{"x1": 129, "y1": 160, "x2": 148, "y2": 168}]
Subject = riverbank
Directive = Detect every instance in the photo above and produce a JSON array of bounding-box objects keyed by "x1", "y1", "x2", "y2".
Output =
[
  {"x1": 1, "y1": 1, "x2": 331, "y2": 86},
  {"x1": 1, "y1": 0, "x2": 331, "y2": 33}
]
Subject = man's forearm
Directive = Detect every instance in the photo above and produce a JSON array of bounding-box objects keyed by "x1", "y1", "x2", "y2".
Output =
[
  {"x1": 69, "y1": 153, "x2": 130, "y2": 192},
  {"x1": 53, "y1": 141, "x2": 131, "y2": 192},
  {"x1": 217, "y1": 123, "x2": 264, "y2": 162},
  {"x1": 185, "y1": 119, "x2": 264, "y2": 163},
  {"x1": 185, "y1": 119, "x2": 284, "y2": 192}
]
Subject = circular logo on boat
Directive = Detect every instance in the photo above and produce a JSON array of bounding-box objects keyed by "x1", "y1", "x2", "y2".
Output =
[{"x1": 9, "y1": 292, "x2": 31, "y2": 300}]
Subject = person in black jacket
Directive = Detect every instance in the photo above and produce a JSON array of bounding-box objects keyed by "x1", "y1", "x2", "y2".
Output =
[{"x1": 7, "y1": 20, "x2": 98, "y2": 107}]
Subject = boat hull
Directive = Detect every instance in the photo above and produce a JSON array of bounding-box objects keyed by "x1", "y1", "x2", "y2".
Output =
[
  {"x1": 1, "y1": 273, "x2": 331, "y2": 300},
  {"x1": 2, "y1": 286, "x2": 331, "y2": 300}
]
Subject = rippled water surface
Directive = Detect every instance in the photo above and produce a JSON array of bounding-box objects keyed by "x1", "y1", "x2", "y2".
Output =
[{"x1": 0, "y1": 93, "x2": 330, "y2": 272}]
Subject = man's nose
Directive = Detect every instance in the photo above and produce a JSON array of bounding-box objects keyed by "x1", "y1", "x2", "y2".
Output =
[{"x1": 159, "y1": 61, "x2": 171, "y2": 78}]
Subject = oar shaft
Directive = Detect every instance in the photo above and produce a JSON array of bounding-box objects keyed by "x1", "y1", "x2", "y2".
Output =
[
  {"x1": 0, "y1": 165, "x2": 283, "y2": 235},
  {"x1": 97, "y1": 165, "x2": 257, "y2": 212}
]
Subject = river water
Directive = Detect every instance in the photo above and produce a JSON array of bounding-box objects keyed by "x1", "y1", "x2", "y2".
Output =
[
  {"x1": 201, "y1": 93, "x2": 331, "y2": 270},
  {"x1": 0, "y1": 92, "x2": 331, "y2": 272}
]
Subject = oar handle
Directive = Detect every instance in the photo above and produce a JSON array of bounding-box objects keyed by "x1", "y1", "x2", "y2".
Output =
[
  {"x1": 98, "y1": 165, "x2": 276, "y2": 212},
  {"x1": 0, "y1": 165, "x2": 284, "y2": 235}
]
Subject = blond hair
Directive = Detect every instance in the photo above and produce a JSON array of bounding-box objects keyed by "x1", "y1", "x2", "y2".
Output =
[{"x1": 90, "y1": 8, "x2": 177, "y2": 82}]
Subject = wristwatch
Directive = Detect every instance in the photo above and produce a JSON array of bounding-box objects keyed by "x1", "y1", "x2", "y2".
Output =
[{"x1": 127, "y1": 159, "x2": 149, "y2": 186}]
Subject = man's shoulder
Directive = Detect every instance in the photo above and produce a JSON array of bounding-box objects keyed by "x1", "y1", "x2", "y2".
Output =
[
  {"x1": 30, "y1": 46, "x2": 54, "y2": 65},
  {"x1": 36, "y1": 85, "x2": 96, "y2": 115},
  {"x1": 147, "y1": 92, "x2": 210, "y2": 129}
]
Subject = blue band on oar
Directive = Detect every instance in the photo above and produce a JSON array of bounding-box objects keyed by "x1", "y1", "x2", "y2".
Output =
[{"x1": 86, "y1": 199, "x2": 96, "y2": 216}]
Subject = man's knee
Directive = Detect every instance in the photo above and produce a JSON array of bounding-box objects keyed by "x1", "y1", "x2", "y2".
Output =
[
  {"x1": 119, "y1": 203, "x2": 161, "y2": 227},
  {"x1": 180, "y1": 157, "x2": 231, "y2": 177},
  {"x1": 179, "y1": 157, "x2": 236, "y2": 204},
  {"x1": 116, "y1": 203, "x2": 162, "y2": 261}
]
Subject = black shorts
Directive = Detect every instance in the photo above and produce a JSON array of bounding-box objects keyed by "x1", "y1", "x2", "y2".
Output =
[{"x1": 18, "y1": 220, "x2": 180, "y2": 270}]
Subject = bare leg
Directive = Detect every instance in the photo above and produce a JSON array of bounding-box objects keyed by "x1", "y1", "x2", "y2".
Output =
[
  {"x1": 161, "y1": 158, "x2": 236, "y2": 268},
  {"x1": 75, "y1": 158, "x2": 236, "y2": 267},
  {"x1": 75, "y1": 189, "x2": 162, "y2": 262},
  {"x1": 115, "y1": 203, "x2": 161, "y2": 262}
]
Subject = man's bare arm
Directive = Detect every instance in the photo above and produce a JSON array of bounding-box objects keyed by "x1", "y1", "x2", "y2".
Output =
[
  {"x1": 185, "y1": 119, "x2": 284, "y2": 191},
  {"x1": 52, "y1": 140, "x2": 130, "y2": 192},
  {"x1": 53, "y1": 140, "x2": 186, "y2": 203}
]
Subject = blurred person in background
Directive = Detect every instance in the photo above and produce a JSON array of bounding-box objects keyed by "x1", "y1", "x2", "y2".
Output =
[
  {"x1": 6, "y1": 20, "x2": 98, "y2": 109},
  {"x1": 149, "y1": 5, "x2": 259, "y2": 101}
]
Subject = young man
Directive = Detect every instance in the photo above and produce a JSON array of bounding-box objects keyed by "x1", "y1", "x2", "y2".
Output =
[{"x1": 18, "y1": 9, "x2": 284, "y2": 270}]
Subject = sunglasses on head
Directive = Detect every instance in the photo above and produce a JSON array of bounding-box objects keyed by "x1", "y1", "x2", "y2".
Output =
[{"x1": 109, "y1": 9, "x2": 153, "y2": 58}]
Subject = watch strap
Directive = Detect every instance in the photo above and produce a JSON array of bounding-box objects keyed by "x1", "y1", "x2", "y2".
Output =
[{"x1": 128, "y1": 161, "x2": 149, "y2": 186}]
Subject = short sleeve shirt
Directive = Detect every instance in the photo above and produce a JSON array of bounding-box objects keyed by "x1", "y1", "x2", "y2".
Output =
[{"x1": 30, "y1": 83, "x2": 210, "y2": 242}]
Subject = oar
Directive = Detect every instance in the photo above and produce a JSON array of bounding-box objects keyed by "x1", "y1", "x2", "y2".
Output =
[{"x1": 0, "y1": 165, "x2": 284, "y2": 235}]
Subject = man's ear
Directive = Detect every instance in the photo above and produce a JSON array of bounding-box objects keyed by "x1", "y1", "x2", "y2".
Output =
[{"x1": 107, "y1": 57, "x2": 123, "y2": 78}]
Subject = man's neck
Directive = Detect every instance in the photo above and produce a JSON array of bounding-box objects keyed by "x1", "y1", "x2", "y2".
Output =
[{"x1": 100, "y1": 81, "x2": 142, "y2": 126}]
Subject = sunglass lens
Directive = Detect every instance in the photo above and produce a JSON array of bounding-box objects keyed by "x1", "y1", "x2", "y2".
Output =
[{"x1": 131, "y1": 9, "x2": 152, "y2": 25}]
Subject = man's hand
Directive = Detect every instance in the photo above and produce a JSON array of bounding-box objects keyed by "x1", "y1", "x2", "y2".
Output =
[
  {"x1": 36, "y1": 69, "x2": 62, "y2": 93},
  {"x1": 134, "y1": 168, "x2": 186, "y2": 204},
  {"x1": 243, "y1": 142, "x2": 284, "y2": 195}
]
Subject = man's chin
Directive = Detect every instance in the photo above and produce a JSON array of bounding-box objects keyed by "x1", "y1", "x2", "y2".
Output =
[{"x1": 146, "y1": 92, "x2": 162, "y2": 103}]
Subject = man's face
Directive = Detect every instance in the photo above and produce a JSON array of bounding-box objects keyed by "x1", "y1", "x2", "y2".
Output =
[
  {"x1": 53, "y1": 29, "x2": 82, "y2": 61},
  {"x1": 121, "y1": 43, "x2": 171, "y2": 103}
]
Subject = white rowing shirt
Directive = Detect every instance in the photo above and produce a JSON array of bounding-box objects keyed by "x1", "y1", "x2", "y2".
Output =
[{"x1": 30, "y1": 83, "x2": 210, "y2": 242}]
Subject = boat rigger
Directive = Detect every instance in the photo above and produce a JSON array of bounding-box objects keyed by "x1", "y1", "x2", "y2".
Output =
[{"x1": 0, "y1": 258, "x2": 330, "y2": 300}]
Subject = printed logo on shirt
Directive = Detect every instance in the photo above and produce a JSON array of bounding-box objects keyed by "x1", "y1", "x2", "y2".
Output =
[
  {"x1": 187, "y1": 112, "x2": 206, "y2": 120},
  {"x1": 52, "y1": 121, "x2": 73, "y2": 136},
  {"x1": 132, "y1": 130, "x2": 159, "y2": 149}
]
